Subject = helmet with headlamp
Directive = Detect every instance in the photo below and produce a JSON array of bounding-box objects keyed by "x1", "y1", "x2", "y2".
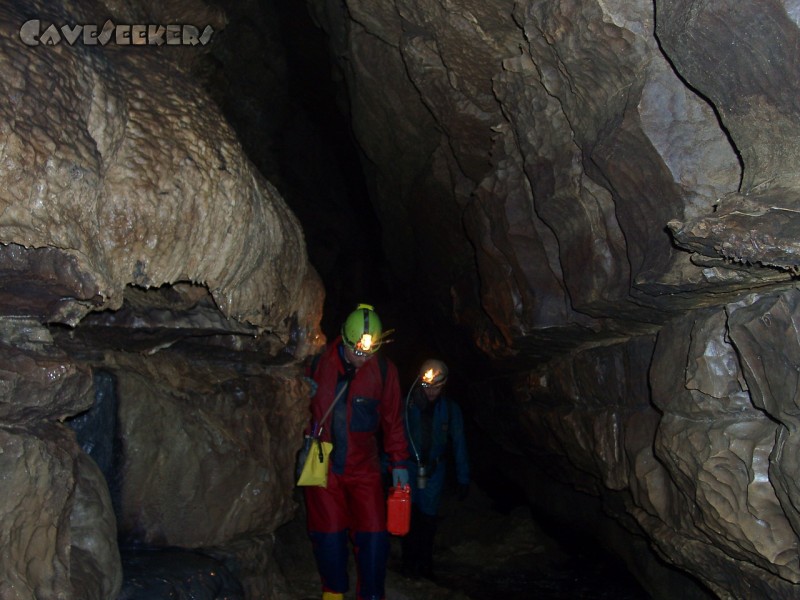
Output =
[
  {"x1": 341, "y1": 303, "x2": 383, "y2": 356},
  {"x1": 419, "y1": 359, "x2": 448, "y2": 387}
]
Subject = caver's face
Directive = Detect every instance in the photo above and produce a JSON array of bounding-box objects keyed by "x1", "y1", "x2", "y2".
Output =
[
  {"x1": 343, "y1": 344, "x2": 373, "y2": 369},
  {"x1": 423, "y1": 383, "x2": 443, "y2": 402}
]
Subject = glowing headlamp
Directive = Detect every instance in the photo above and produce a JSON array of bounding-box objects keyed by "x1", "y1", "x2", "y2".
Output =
[
  {"x1": 421, "y1": 368, "x2": 440, "y2": 387},
  {"x1": 353, "y1": 333, "x2": 374, "y2": 356},
  {"x1": 418, "y1": 359, "x2": 448, "y2": 388}
]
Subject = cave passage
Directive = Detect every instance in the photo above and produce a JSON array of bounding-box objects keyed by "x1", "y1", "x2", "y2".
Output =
[
  {"x1": 9, "y1": 0, "x2": 793, "y2": 598},
  {"x1": 197, "y1": 2, "x2": 680, "y2": 598},
  {"x1": 66, "y1": 362, "x2": 655, "y2": 598}
]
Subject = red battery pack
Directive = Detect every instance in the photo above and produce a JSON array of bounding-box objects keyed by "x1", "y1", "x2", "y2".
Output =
[{"x1": 387, "y1": 484, "x2": 411, "y2": 536}]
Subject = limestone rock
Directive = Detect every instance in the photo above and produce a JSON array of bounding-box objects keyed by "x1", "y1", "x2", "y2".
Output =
[
  {"x1": 0, "y1": 424, "x2": 121, "y2": 600},
  {"x1": 0, "y1": 2, "x2": 324, "y2": 597},
  {"x1": 308, "y1": 0, "x2": 743, "y2": 359},
  {"x1": 655, "y1": 0, "x2": 800, "y2": 193},
  {"x1": 0, "y1": 1, "x2": 320, "y2": 340},
  {"x1": 0, "y1": 320, "x2": 93, "y2": 425},
  {"x1": 109, "y1": 351, "x2": 308, "y2": 547},
  {"x1": 508, "y1": 336, "x2": 655, "y2": 494},
  {"x1": 669, "y1": 189, "x2": 800, "y2": 274},
  {"x1": 649, "y1": 304, "x2": 799, "y2": 592},
  {"x1": 70, "y1": 452, "x2": 123, "y2": 600},
  {"x1": 727, "y1": 291, "x2": 800, "y2": 542}
]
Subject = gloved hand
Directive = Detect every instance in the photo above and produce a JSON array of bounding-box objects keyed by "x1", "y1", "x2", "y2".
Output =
[
  {"x1": 457, "y1": 482, "x2": 470, "y2": 501},
  {"x1": 296, "y1": 437, "x2": 311, "y2": 480},
  {"x1": 392, "y1": 467, "x2": 409, "y2": 488}
]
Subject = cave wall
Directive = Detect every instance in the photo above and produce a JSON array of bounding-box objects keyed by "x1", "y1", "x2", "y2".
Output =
[
  {"x1": 307, "y1": 0, "x2": 800, "y2": 597},
  {"x1": 0, "y1": 0, "x2": 323, "y2": 597}
]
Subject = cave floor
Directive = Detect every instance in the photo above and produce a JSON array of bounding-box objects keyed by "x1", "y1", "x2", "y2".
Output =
[{"x1": 275, "y1": 486, "x2": 651, "y2": 600}]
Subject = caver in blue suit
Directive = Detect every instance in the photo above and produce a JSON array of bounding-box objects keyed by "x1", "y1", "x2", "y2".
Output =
[{"x1": 402, "y1": 375, "x2": 470, "y2": 579}]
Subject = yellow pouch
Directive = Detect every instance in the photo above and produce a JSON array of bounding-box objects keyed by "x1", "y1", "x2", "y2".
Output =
[{"x1": 297, "y1": 438, "x2": 333, "y2": 487}]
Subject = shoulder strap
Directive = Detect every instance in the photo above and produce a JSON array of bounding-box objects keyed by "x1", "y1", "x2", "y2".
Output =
[{"x1": 317, "y1": 382, "x2": 348, "y2": 437}]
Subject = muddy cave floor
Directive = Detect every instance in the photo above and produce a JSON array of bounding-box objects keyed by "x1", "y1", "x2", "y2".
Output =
[{"x1": 273, "y1": 485, "x2": 651, "y2": 600}]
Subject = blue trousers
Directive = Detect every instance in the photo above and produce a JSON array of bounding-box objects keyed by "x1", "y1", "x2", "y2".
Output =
[{"x1": 309, "y1": 530, "x2": 388, "y2": 599}]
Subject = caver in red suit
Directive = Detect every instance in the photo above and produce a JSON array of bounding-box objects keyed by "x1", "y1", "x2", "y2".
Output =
[{"x1": 304, "y1": 336, "x2": 409, "y2": 600}]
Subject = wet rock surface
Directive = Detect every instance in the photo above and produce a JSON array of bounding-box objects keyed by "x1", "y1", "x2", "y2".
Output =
[
  {"x1": 0, "y1": 422, "x2": 121, "y2": 599},
  {"x1": 117, "y1": 547, "x2": 244, "y2": 600},
  {"x1": 107, "y1": 350, "x2": 306, "y2": 548}
]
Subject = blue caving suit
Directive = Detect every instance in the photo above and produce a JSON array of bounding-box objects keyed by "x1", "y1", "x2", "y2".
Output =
[{"x1": 402, "y1": 387, "x2": 469, "y2": 576}]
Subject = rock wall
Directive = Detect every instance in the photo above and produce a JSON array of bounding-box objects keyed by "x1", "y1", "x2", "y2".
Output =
[
  {"x1": 0, "y1": 0, "x2": 323, "y2": 598},
  {"x1": 308, "y1": 0, "x2": 800, "y2": 597},
  {"x1": 109, "y1": 350, "x2": 307, "y2": 547}
]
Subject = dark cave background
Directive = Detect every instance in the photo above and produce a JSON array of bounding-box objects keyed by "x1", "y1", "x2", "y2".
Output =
[
  {"x1": 202, "y1": 0, "x2": 492, "y2": 386},
  {"x1": 203, "y1": 0, "x2": 384, "y2": 336}
]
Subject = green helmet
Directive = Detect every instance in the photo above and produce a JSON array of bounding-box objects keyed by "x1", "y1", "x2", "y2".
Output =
[
  {"x1": 419, "y1": 359, "x2": 448, "y2": 387},
  {"x1": 342, "y1": 303, "x2": 383, "y2": 355}
]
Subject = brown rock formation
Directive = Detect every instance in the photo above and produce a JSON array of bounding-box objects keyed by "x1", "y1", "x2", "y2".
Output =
[
  {"x1": 0, "y1": 1, "x2": 318, "y2": 333},
  {"x1": 0, "y1": 422, "x2": 120, "y2": 599},
  {"x1": 109, "y1": 350, "x2": 307, "y2": 547},
  {"x1": 0, "y1": 0, "x2": 323, "y2": 597}
]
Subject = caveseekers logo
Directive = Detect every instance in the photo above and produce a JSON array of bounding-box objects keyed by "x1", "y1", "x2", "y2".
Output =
[{"x1": 19, "y1": 19, "x2": 214, "y2": 46}]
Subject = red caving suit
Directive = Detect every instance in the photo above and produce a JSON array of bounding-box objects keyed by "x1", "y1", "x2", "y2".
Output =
[{"x1": 304, "y1": 337, "x2": 409, "y2": 600}]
